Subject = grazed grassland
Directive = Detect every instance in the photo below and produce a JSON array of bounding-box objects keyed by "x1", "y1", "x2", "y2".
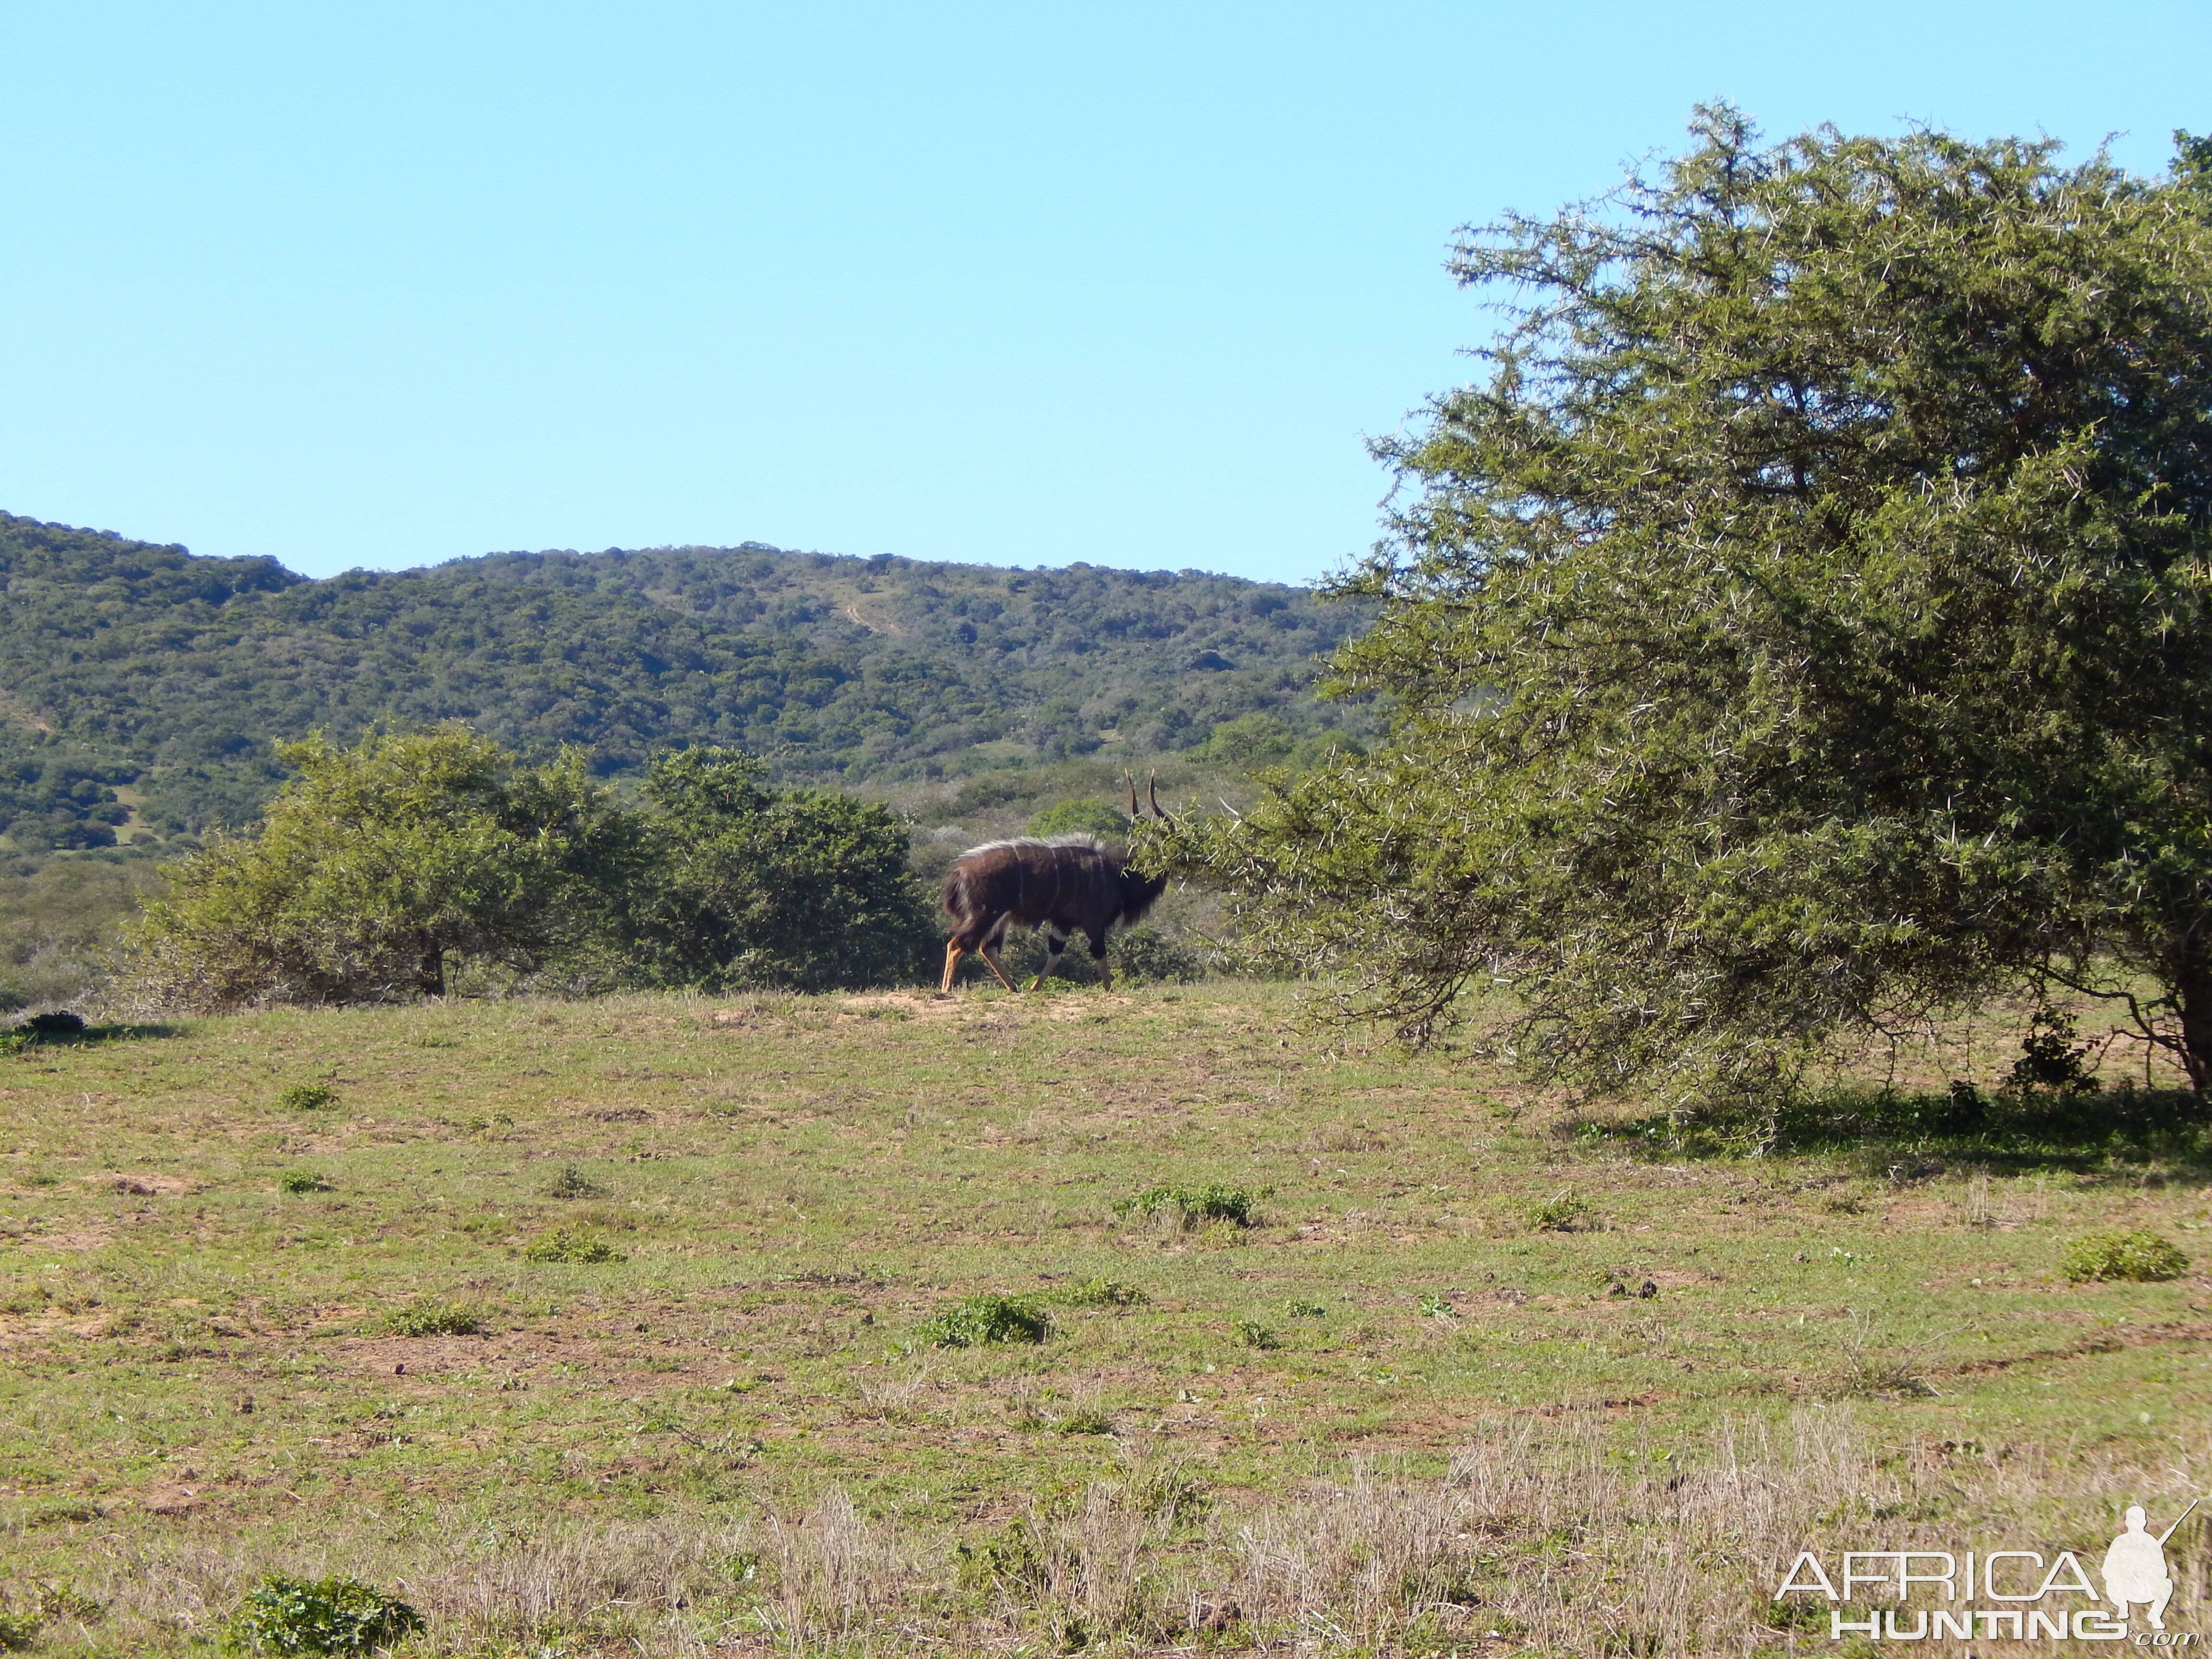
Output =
[{"x1": 3, "y1": 984, "x2": 2211, "y2": 1656}]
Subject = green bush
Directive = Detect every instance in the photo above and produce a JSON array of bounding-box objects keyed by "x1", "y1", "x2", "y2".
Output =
[
  {"x1": 1112, "y1": 926, "x2": 1206, "y2": 984},
  {"x1": 1528, "y1": 1190, "x2": 1599, "y2": 1232},
  {"x1": 1115, "y1": 1182, "x2": 1265, "y2": 1228},
  {"x1": 225, "y1": 1574, "x2": 424, "y2": 1655},
  {"x1": 277, "y1": 1170, "x2": 333, "y2": 1195},
  {"x1": 523, "y1": 1228, "x2": 627, "y2": 1264},
  {"x1": 1026, "y1": 798, "x2": 1129, "y2": 839},
  {"x1": 915, "y1": 1293, "x2": 1051, "y2": 1348},
  {"x1": 546, "y1": 1165, "x2": 604, "y2": 1199},
  {"x1": 277, "y1": 1082, "x2": 338, "y2": 1112},
  {"x1": 0, "y1": 1611, "x2": 37, "y2": 1651},
  {"x1": 1232, "y1": 1318, "x2": 1280, "y2": 1349},
  {"x1": 2061, "y1": 1230, "x2": 2188, "y2": 1283},
  {"x1": 383, "y1": 1298, "x2": 485, "y2": 1337}
]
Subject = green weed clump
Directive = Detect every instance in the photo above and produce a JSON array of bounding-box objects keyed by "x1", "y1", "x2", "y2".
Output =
[
  {"x1": 2061, "y1": 1230, "x2": 2188, "y2": 1284},
  {"x1": 1115, "y1": 1182, "x2": 1266, "y2": 1228},
  {"x1": 224, "y1": 1574, "x2": 424, "y2": 1655},
  {"x1": 0, "y1": 1610, "x2": 37, "y2": 1651},
  {"x1": 276, "y1": 1082, "x2": 337, "y2": 1112},
  {"x1": 523, "y1": 1228, "x2": 627, "y2": 1264},
  {"x1": 1053, "y1": 1276, "x2": 1148, "y2": 1308},
  {"x1": 1232, "y1": 1317, "x2": 1280, "y2": 1349},
  {"x1": 916, "y1": 1293, "x2": 1051, "y2": 1347},
  {"x1": 1528, "y1": 1189, "x2": 1599, "y2": 1232},
  {"x1": 382, "y1": 1298, "x2": 485, "y2": 1337},
  {"x1": 546, "y1": 1165, "x2": 604, "y2": 1199},
  {"x1": 276, "y1": 1170, "x2": 333, "y2": 1195}
]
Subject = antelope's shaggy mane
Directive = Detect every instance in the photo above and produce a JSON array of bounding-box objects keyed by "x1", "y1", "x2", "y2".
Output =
[{"x1": 954, "y1": 833, "x2": 1111, "y2": 858}]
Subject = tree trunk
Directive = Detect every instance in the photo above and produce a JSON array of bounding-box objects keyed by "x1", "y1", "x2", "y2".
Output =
[
  {"x1": 420, "y1": 942, "x2": 446, "y2": 998},
  {"x1": 2179, "y1": 963, "x2": 2212, "y2": 1096}
]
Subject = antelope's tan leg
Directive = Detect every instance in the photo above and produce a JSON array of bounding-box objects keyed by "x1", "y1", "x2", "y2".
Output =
[
  {"x1": 939, "y1": 939, "x2": 963, "y2": 994},
  {"x1": 977, "y1": 942, "x2": 1020, "y2": 992}
]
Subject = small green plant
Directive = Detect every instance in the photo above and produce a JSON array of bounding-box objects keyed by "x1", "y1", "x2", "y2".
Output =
[
  {"x1": 383, "y1": 1298, "x2": 485, "y2": 1337},
  {"x1": 2062, "y1": 1230, "x2": 2188, "y2": 1284},
  {"x1": 1053, "y1": 1276, "x2": 1148, "y2": 1308},
  {"x1": 2008, "y1": 1009, "x2": 2103, "y2": 1096},
  {"x1": 0, "y1": 1610, "x2": 37, "y2": 1651},
  {"x1": 1282, "y1": 1298, "x2": 1326, "y2": 1318},
  {"x1": 1115, "y1": 1182, "x2": 1268, "y2": 1228},
  {"x1": 1232, "y1": 1317, "x2": 1280, "y2": 1349},
  {"x1": 546, "y1": 1165, "x2": 604, "y2": 1199},
  {"x1": 1528, "y1": 1189, "x2": 1599, "y2": 1232},
  {"x1": 1417, "y1": 1292, "x2": 1456, "y2": 1319},
  {"x1": 1056, "y1": 1403, "x2": 1115, "y2": 1434},
  {"x1": 522, "y1": 1228, "x2": 627, "y2": 1264},
  {"x1": 915, "y1": 1293, "x2": 1051, "y2": 1347},
  {"x1": 225, "y1": 1574, "x2": 424, "y2": 1655},
  {"x1": 277, "y1": 1170, "x2": 333, "y2": 1195},
  {"x1": 276, "y1": 1082, "x2": 338, "y2": 1112}
]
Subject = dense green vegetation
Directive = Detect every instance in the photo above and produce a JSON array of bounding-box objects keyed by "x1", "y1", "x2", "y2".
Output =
[
  {"x1": 1165, "y1": 111, "x2": 2212, "y2": 1095},
  {"x1": 0, "y1": 513, "x2": 1371, "y2": 1010},
  {"x1": 122, "y1": 731, "x2": 941, "y2": 1010}
]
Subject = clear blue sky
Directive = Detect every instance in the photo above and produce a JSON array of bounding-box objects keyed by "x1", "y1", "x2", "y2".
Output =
[{"x1": 1, "y1": 2, "x2": 2203, "y2": 584}]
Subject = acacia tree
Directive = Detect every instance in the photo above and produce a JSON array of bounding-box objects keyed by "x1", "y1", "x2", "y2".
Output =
[
  {"x1": 122, "y1": 726, "x2": 631, "y2": 1008},
  {"x1": 1156, "y1": 109, "x2": 2212, "y2": 1098}
]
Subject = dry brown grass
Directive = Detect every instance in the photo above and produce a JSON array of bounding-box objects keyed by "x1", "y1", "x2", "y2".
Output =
[{"x1": 31, "y1": 1407, "x2": 2212, "y2": 1655}]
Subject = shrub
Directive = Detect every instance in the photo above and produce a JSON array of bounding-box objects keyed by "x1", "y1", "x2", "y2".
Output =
[
  {"x1": 2008, "y1": 1009, "x2": 2103, "y2": 1096},
  {"x1": 276, "y1": 1082, "x2": 337, "y2": 1112},
  {"x1": 523, "y1": 1228, "x2": 627, "y2": 1264},
  {"x1": 225, "y1": 1574, "x2": 424, "y2": 1655},
  {"x1": 2061, "y1": 1230, "x2": 2188, "y2": 1283},
  {"x1": 277, "y1": 1170, "x2": 333, "y2": 1195},
  {"x1": 915, "y1": 1293, "x2": 1051, "y2": 1347},
  {"x1": 1112, "y1": 926, "x2": 1207, "y2": 984},
  {"x1": 1528, "y1": 1189, "x2": 1599, "y2": 1232},
  {"x1": 1115, "y1": 1182, "x2": 1266, "y2": 1228},
  {"x1": 23, "y1": 1011, "x2": 85, "y2": 1035},
  {"x1": 383, "y1": 1298, "x2": 484, "y2": 1337},
  {"x1": 1282, "y1": 1298, "x2": 1326, "y2": 1318},
  {"x1": 546, "y1": 1165, "x2": 604, "y2": 1199},
  {"x1": 1232, "y1": 1318, "x2": 1280, "y2": 1349}
]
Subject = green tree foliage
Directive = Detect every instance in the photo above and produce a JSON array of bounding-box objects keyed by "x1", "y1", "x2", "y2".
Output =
[
  {"x1": 121, "y1": 726, "x2": 631, "y2": 1009},
  {"x1": 1158, "y1": 109, "x2": 2212, "y2": 1097},
  {"x1": 1025, "y1": 797, "x2": 1131, "y2": 839},
  {"x1": 625, "y1": 746, "x2": 937, "y2": 992}
]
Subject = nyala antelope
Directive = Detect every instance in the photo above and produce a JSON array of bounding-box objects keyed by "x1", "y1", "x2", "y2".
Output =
[{"x1": 938, "y1": 773, "x2": 1172, "y2": 992}]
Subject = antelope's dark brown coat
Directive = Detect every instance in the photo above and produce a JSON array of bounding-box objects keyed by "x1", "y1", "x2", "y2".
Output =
[{"x1": 938, "y1": 835, "x2": 1168, "y2": 991}]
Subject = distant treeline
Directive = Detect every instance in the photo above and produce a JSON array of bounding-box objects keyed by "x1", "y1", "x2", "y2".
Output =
[{"x1": 0, "y1": 512, "x2": 1373, "y2": 848}]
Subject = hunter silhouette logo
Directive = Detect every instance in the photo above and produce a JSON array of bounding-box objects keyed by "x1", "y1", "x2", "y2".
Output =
[{"x1": 1776, "y1": 1499, "x2": 2205, "y2": 1643}]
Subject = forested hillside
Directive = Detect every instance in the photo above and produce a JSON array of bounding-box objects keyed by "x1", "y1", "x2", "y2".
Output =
[{"x1": 0, "y1": 511, "x2": 1371, "y2": 845}]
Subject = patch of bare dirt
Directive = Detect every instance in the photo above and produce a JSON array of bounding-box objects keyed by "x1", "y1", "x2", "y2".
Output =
[{"x1": 108, "y1": 1172, "x2": 191, "y2": 1196}]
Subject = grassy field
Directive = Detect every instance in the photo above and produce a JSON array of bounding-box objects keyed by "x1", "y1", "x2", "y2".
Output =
[{"x1": 2, "y1": 980, "x2": 2210, "y2": 1656}]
